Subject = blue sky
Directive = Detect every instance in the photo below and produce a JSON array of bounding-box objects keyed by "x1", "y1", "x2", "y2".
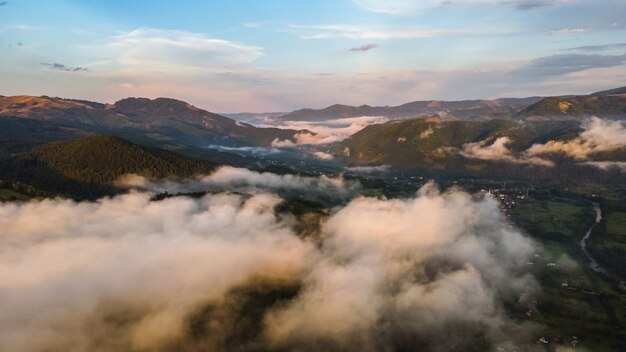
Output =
[{"x1": 1, "y1": 0, "x2": 625, "y2": 112}]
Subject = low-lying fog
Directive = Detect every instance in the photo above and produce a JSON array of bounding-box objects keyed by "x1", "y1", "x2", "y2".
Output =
[{"x1": 0, "y1": 167, "x2": 544, "y2": 351}]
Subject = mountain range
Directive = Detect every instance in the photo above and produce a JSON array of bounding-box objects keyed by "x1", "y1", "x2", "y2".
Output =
[
  {"x1": 0, "y1": 96, "x2": 306, "y2": 148},
  {"x1": 273, "y1": 86, "x2": 626, "y2": 122},
  {"x1": 1, "y1": 86, "x2": 626, "y2": 195}
]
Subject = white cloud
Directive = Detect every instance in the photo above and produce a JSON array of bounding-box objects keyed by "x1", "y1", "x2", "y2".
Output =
[
  {"x1": 289, "y1": 24, "x2": 465, "y2": 40},
  {"x1": 0, "y1": 180, "x2": 541, "y2": 351},
  {"x1": 345, "y1": 165, "x2": 391, "y2": 174},
  {"x1": 270, "y1": 116, "x2": 389, "y2": 146},
  {"x1": 116, "y1": 166, "x2": 359, "y2": 204},
  {"x1": 461, "y1": 136, "x2": 554, "y2": 166},
  {"x1": 265, "y1": 184, "x2": 539, "y2": 350},
  {"x1": 313, "y1": 151, "x2": 335, "y2": 160},
  {"x1": 582, "y1": 161, "x2": 626, "y2": 172},
  {"x1": 109, "y1": 28, "x2": 264, "y2": 71},
  {"x1": 548, "y1": 28, "x2": 588, "y2": 35},
  {"x1": 461, "y1": 118, "x2": 626, "y2": 167},
  {"x1": 353, "y1": 0, "x2": 569, "y2": 14},
  {"x1": 526, "y1": 117, "x2": 626, "y2": 159},
  {"x1": 0, "y1": 192, "x2": 310, "y2": 351},
  {"x1": 352, "y1": 0, "x2": 444, "y2": 14}
]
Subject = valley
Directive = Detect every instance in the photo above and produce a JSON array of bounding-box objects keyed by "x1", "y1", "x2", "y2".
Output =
[{"x1": 1, "y1": 87, "x2": 625, "y2": 351}]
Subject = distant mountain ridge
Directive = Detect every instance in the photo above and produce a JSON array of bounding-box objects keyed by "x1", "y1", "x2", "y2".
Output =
[
  {"x1": 278, "y1": 98, "x2": 544, "y2": 122},
  {"x1": 520, "y1": 87, "x2": 626, "y2": 119},
  {"x1": 274, "y1": 86, "x2": 626, "y2": 122},
  {"x1": 0, "y1": 95, "x2": 307, "y2": 148}
]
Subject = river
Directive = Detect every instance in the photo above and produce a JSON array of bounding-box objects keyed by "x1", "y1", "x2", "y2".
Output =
[
  {"x1": 579, "y1": 205, "x2": 610, "y2": 275},
  {"x1": 580, "y1": 205, "x2": 626, "y2": 290}
]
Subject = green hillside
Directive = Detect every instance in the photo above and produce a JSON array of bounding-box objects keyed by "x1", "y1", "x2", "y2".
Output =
[
  {"x1": 520, "y1": 94, "x2": 626, "y2": 118},
  {"x1": 341, "y1": 118, "x2": 581, "y2": 171}
]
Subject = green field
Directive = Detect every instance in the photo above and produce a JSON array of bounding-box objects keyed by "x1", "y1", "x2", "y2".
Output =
[{"x1": 509, "y1": 194, "x2": 626, "y2": 351}]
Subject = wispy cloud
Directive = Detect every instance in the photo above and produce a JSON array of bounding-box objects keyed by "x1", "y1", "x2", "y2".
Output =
[
  {"x1": 349, "y1": 43, "x2": 379, "y2": 52},
  {"x1": 563, "y1": 42, "x2": 626, "y2": 52},
  {"x1": 504, "y1": 0, "x2": 567, "y2": 10},
  {"x1": 289, "y1": 24, "x2": 466, "y2": 40},
  {"x1": 548, "y1": 28, "x2": 588, "y2": 35},
  {"x1": 512, "y1": 53, "x2": 626, "y2": 76},
  {"x1": 109, "y1": 28, "x2": 264, "y2": 71},
  {"x1": 353, "y1": 0, "x2": 568, "y2": 14},
  {"x1": 41, "y1": 62, "x2": 88, "y2": 72}
]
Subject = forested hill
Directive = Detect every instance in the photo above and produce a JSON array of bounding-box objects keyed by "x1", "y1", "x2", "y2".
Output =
[
  {"x1": 0, "y1": 135, "x2": 214, "y2": 199},
  {"x1": 519, "y1": 87, "x2": 626, "y2": 119}
]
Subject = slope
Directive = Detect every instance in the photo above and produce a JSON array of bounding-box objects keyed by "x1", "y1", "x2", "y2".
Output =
[{"x1": 0, "y1": 135, "x2": 214, "y2": 199}]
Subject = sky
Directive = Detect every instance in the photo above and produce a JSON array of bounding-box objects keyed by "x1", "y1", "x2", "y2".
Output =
[{"x1": 0, "y1": 0, "x2": 625, "y2": 112}]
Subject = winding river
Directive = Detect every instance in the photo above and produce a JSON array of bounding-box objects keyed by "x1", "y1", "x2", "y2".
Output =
[
  {"x1": 579, "y1": 205, "x2": 610, "y2": 275},
  {"x1": 580, "y1": 205, "x2": 626, "y2": 290}
]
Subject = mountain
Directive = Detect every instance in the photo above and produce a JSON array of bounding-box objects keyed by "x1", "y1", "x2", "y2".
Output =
[
  {"x1": 340, "y1": 117, "x2": 626, "y2": 181},
  {"x1": 520, "y1": 89, "x2": 626, "y2": 119},
  {"x1": 272, "y1": 86, "x2": 626, "y2": 122},
  {"x1": 277, "y1": 98, "x2": 543, "y2": 122},
  {"x1": 342, "y1": 118, "x2": 576, "y2": 166},
  {"x1": 591, "y1": 86, "x2": 626, "y2": 96},
  {"x1": 0, "y1": 95, "x2": 307, "y2": 147},
  {"x1": 0, "y1": 135, "x2": 214, "y2": 199}
]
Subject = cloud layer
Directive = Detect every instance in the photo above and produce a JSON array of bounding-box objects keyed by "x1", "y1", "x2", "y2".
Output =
[
  {"x1": 117, "y1": 166, "x2": 359, "y2": 204},
  {"x1": 270, "y1": 116, "x2": 390, "y2": 146},
  {"x1": 0, "y1": 176, "x2": 541, "y2": 351}
]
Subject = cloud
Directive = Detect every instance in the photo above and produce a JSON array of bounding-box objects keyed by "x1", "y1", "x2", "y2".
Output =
[
  {"x1": 312, "y1": 151, "x2": 334, "y2": 160},
  {"x1": 526, "y1": 117, "x2": 626, "y2": 159},
  {"x1": 581, "y1": 161, "x2": 626, "y2": 172},
  {"x1": 548, "y1": 28, "x2": 588, "y2": 35},
  {"x1": 462, "y1": 118, "x2": 626, "y2": 167},
  {"x1": 0, "y1": 180, "x2": 541, "y2": 351},
  {"x1": 265, "y1": 184, "x2": 539, "y2": 350},
  {"x1": 353, "y1": 0, "x2": 567, "y2": 14},
  {"x1": 461, "y1": 137, "x2": 517, "y2": 160},
  {"x1": 563, "y1": 42, "x2": 626, "y2": 52},
  {"x1": 353, "y1": 0, "x2": 442, "y2": 14},
  {"x1": 270, "y1": 116, "x2": 390, "y2": 146},
  {"x1": 461, "y1": 137, "x2": 554, "y2": 166},
  {"x1": 205, "y1": 144, "x2": 286, "y2": 157},
  {"x1": 289, "y1": 24, "x2": 465, "y2": 40},
  {"x1": 116, "y1": 166, "x2": 360, "y2": 204},
  {"x1": 513, "y1": 53, "x2": 626, "y2": 76},
  {"x1": 504, "y1": 0, "x2": 567, "y2": 10},
  {"x1": 0, "y1": 192, "x2": 309, "y2": 351},
  {"x1": 41, "y1": 62, "x2": 88, "y2": 72},
  {"x1": 109, "y1": 28, "x2": 263, "y2": 71},
  {"x1": 349, "y1": 43, "x2": 379, "y2": 52},
  {"x1": 345, "y1": 165, "x2": 391, "y2": 174}
]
